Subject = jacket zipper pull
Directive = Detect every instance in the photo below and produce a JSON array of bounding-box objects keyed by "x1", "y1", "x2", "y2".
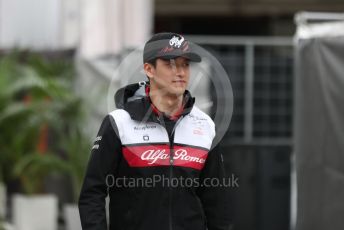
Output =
[{"x1": 138, "y1": 81, "x2": 146, "y2": 86}]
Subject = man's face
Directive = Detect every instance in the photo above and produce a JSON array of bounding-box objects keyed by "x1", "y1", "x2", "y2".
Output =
[{"x1": 146, "y1": 57, "x2": 190, "y2": 97}]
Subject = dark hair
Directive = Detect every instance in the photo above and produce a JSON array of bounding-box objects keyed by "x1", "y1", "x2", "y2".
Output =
[
  {"x1": 145, "y1": 59, "x2": 157, "y2": 82},
  {"x1": 146, "y1": 58, "x2": 157, "y2": 68}
]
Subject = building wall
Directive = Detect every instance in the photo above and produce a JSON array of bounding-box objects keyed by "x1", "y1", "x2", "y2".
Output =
[
  {"x1": 0, "y1": 0, "x2": 64, "y2": 49},
  {"x1": 156, "y1": 0, "x2": 344, "y2": 16},
  {"x1": 0, "y1": 0, "x2": 154, "y2": 58}
]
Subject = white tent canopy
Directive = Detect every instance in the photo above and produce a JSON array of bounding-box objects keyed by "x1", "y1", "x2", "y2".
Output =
[{"x1": 293, "y1": 11, "x2": 344, "y2": 230}]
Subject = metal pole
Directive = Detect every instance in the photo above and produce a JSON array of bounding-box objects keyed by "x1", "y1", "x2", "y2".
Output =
[{"x1": 244, "y1": 43, "x2": 254, "y2": 143}]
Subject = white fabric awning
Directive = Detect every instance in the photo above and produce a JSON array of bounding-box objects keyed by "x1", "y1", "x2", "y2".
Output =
[{"x1": 295, "y1": 12, "x2": 344, "y2": 40}]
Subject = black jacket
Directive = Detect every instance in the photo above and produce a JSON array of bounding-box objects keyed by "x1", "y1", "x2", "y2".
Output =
[{"x1": 79, "y1": 82, "x2": 232, "y2": 230}]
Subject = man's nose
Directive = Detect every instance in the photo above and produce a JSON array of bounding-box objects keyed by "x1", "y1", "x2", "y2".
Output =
[
  {"x1": 175, "y1": 65, "x2": 185, "y2": 75},
  {"x1": 170, "y1": 61, "x2": 185, "y2": 76}
]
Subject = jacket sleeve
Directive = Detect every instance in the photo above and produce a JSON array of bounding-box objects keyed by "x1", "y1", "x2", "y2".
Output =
[
  {"x1": 196, "y1": 144, "x2": 233, "y2": 230},
  {"x1": 78, "y1": 115, "x2": 122, "y2": 230}
]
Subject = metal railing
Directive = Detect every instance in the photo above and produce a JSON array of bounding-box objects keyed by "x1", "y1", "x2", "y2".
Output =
[
  {"x1": 187, "y1": 36, "x2": 294, "y2": 146},
  {"x1": 187, "y1": 36, "x2": 294, "y2": 230}
]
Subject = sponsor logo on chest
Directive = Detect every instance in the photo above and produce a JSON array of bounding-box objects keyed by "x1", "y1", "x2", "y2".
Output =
[
  {"x1": 141, "y1": 149, "x2": 206, "y2": 165},
  {"x1": 122, "y1": 145, "x2": 208, "y2": 170}
]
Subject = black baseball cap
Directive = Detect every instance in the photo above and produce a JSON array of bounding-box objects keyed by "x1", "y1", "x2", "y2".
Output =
[{"x1": 143, "y1": 32, "x2": 201, "y2": 63}]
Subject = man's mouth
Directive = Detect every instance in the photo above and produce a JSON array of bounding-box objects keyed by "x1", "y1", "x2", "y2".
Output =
[{"x1": 172, "y1": 80, "x2": 186, "y2": 83}]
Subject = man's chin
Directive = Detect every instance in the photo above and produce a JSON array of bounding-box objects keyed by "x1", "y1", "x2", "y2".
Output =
[{"x1": 168, "y1": 87, "x2": 186, "y2": 97}]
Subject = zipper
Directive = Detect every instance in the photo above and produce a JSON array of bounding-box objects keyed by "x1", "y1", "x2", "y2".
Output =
[
  {"x1": 169, "y1": 134, "x2": 174, "y2": 230},
  {"x1": 169, "y1": 116, "x2": 184, "y2": 230},
  {"x1": 157, "y1": 115, "x2": 184, "y2": 230}
]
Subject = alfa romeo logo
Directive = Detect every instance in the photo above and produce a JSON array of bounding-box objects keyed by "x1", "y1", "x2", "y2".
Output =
[{"x1": 169, "y1": 36, "x2": 185, "y2": 48}]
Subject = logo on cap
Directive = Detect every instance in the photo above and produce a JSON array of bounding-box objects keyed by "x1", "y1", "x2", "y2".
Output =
[{"x1": 169, "y1": 35, "x2": 185, "y2": 48}]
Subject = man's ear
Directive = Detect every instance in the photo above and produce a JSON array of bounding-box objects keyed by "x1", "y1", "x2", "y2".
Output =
[{"x1": 144, "y1": 63, "x2": 155, "y2": 80}]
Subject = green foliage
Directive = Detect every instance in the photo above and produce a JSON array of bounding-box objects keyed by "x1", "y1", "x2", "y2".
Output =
[
  {"x1": 13, "y1": 152, "x2": 70, "y2": 195},
  {"x1": 0, "y1": 51, "x2": 90, "y2": 200}
]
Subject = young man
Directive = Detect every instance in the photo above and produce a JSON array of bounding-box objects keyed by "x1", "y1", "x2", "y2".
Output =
[{"x1": 79, "y1": 32, "x2": 232, "y2": 230}]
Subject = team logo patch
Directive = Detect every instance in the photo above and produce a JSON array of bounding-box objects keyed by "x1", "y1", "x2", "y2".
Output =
[
  {"x1": 143, "y1": 135, "x2": 149, "y2": 141},
  {"x1": 193, "y1": 127, "x2": 204, "y2": 135},
  {"x1": 92, "y1": 136, "x2": 102, "y2": 150},
  {"x1": 169, "y1": 35, "x2": 185, "y2": 48}
]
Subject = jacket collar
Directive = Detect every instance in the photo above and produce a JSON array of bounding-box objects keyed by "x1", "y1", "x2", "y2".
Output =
[{"x1": 114, "y1": 82, "x2": 195, "y2": 123}]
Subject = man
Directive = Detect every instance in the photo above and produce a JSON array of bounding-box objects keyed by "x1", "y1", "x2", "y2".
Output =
[{"x1": 79, "y1": 32, "x2": 232, "y2": 230}]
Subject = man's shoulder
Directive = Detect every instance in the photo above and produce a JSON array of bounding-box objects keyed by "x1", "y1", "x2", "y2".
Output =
[{"x1": 108, "y1": 108, "x2": 131, "y2": 121}]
